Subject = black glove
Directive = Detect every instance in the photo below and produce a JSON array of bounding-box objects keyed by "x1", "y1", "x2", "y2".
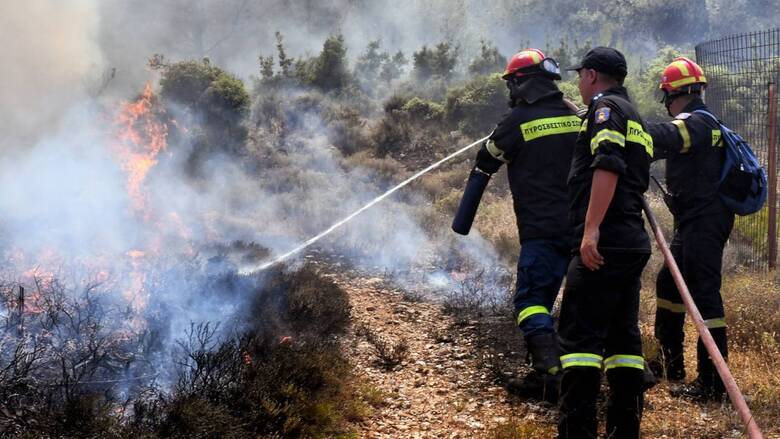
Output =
[{"x1": 475, "y1": 144, "x2": 504, "y2": 174}]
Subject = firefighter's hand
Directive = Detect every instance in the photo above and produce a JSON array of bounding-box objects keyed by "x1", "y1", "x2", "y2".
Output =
[
  {"x1": 580, "y1": 227, "x2": 604, "y2": 271},
  {"x1": 475, "y1": 147, "x2": 503, "y2": 174}
]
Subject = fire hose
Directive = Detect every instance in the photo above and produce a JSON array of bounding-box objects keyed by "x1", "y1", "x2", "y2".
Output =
[
  {"x1": 239, "y1": 135, "x2": 491, "y2": 274},
  {"x1": 642, "y1": 196, "x2": 763, "y2": 439}
]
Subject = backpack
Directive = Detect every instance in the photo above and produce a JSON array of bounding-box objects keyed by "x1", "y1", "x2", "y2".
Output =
[{"x1": 692, "y1": 109, "x2": 768, "y2": 216}]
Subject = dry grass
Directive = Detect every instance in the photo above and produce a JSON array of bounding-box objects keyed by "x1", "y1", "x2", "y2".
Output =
[
  {"x1": 488, "y1": 418, "x2": 557, "y2": 439},
  {"x1": 471, "y1": 193, "x2": 520, "y2": 265},
  {"x1": 342, "y1": 149, "x2": 407, "y2": 186},
  {"x1": 638, "y1": 270, "x2": 780, "y2": 437}
]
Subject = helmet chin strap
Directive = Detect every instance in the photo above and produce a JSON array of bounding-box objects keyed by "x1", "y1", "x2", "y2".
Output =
[
  {"x1": 663, "y1": 84, "x2": 704, "y2": 116},
  {"x1": 664, "y1": 93, "x2": 676, "y2": 117},
  {"x1": 507, "y1": 78, "x2": 522, "y2": 107}
]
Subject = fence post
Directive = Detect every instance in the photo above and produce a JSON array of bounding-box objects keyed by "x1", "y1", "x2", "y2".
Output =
[
  {"x1": 768, "y1": 82, "x2": 778, "y2": 269},
  {"x1": 16, "y1": 285, "x2": 24, "y2": 336}
]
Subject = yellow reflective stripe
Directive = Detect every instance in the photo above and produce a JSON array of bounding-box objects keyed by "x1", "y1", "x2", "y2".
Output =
[
  {"x1": 520, "y1": 115, "x2": 582, "y2": 142},
  {"x1": 560, "y1": 353, "x2": 603, "y2": 369},
  {"x1": 668, "y1": 75, "x2": 701, "y2": 89},
  {"x1": 604, "y1": 355, "x2": 645, "y2": 371},
  {"x1": 485, "y1": 139, "x2": 510, "y2": 163},
  {"x1": 672, "y1": 60, "x2": 690, "y2": 76},
  {"x1": 517, "y1": 305, "x2": 549, "y2": 325},
  {"x1": 704, "y1": 317, "x2": 726, "y2": 329},
  {"x1": 712, "y1": 129, "x2": 722, "y2": 147},
  {"x1": 528, "y1": 51, "x2": 541, "y2": 63},
  {"x1": 671, "y1": 119, "x2": 692, "y2": 153},
  {"x1": 657, "y1": 298, "x2": 686, "y2": 313},
  {"x1": 579, "y1": 119, "x2": 588, "y2": 133},
  {"x1": 626, "y1": 120, "x2": 654, "y2": 157},
  {"x1": 590, "y1": 129, "x2": 626, "y2": 154}
]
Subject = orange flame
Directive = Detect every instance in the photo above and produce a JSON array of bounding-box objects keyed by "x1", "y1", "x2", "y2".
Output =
[
  {"x1": 125, "y1": 249, "x2": 148, "y2": 311},
  {"x1": 114, "y1": 83, "x2": 168, "y2": 214}
]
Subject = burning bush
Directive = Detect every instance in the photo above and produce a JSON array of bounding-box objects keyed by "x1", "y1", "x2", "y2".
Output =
[{"x1": 0, "y1": 262, "x2": 361, "y2": 437}]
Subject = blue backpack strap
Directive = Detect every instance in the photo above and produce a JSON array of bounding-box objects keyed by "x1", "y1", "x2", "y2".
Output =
[
  {"x1": 691, "y1": 108, "x2": 719, "y2": 123},
  {"x1": 692, "y1": 109, "x2": 731, "y2": 151}
]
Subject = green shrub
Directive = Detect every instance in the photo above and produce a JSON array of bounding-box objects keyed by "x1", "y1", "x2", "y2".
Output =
[
  {"x1": 160, "y1": 59, "x2": 249, "y2": 119},
  {"x1": 158, "y1": 59, "x2": 250, "y2": 165},
  {"x1": 295, "y1": 34, "x2": 352, "y2": 93},
  {"x1": 468, "y1": 40, "x2": 506, "y2": 77},
  {"x1": 412, "y1": 43, "x2": 458, "y2": 82},
  {"x1": 444, "y1": 73, "x2": 506, "y2": 137},
  {"x1": 401, "y1": 97, "x2": 444, "y2": 121}
]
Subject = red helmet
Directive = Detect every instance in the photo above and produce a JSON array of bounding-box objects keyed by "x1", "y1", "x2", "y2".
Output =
[
  {"x1": 659, "y1": 57, "x2": 707, "y2": 93},
  {"x1": 502, "y1": 49, "x2": 548, "y2": 80}
]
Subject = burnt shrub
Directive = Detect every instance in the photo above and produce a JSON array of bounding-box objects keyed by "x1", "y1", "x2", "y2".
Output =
[
  {"x1": 0, "y1": 261, "x2": 361, "y2": 438},
  {"x1": 250, "y1": 263, "x2": 352, "y2": 338},
  {"x1": 127, "y1": 263, "x2": 359, "y2": 438}
]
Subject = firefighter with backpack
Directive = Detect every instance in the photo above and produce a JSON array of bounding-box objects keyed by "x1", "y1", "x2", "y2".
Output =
[{"x1": 647, "y1": 57, "x2": 740, "y2": 401}]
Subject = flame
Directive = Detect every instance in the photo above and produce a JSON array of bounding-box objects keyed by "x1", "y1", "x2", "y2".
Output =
[
  {"x1": 114, "y1": 83, "x2": 168, "y2": 214},
  {"x1": 125, "y1": 249, "x2": 148, "y2": 311}
]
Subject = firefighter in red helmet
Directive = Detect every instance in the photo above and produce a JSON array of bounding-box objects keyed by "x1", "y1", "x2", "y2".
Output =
[
  {"x1": 461, "y1": 49, "x2": 579, "y2": 401},
  {"x1": 647, "y1": 56, "x2": 734, "y2": 402}
]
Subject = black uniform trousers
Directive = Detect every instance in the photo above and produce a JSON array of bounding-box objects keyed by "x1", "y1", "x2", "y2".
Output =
[
  {"x1": 558, "y1": 251, "x2": 650, "y2": 439},
  {"x1": 655, "y1": 209, "x2": 734, "y2": 386}
]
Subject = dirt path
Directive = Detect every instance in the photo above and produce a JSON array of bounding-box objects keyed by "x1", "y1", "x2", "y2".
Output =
[{"x1": 325, "y1": 272, "x2": 557, "y2": 438}]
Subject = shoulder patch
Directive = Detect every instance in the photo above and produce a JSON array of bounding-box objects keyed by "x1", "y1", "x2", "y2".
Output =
[
  {"x1": 595, "y1": 107, "x2": 611, "y2": 124},
  {"x1": 675, "y1": 112, "x2": 691, "y2": 120}
]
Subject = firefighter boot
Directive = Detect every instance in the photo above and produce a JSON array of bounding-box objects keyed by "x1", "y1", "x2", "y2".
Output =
[
  {"x1": 671, "y1": 328, "x2": 727, "y2": 402},
  {"x1": 507, "y1": 333, "x2": 562, "y2": 403},
  {"x1": 642, "y1": 361, "x2": 659, "y2": 391},
  {"x1": 506, "y1": 370, "x2": 560, "y2": 404},
  {"x1": 558, "y1": 367, "x2": 601, "y2": 439},
  {"x1": 648, "y1": 344, "x2": 686, "y2": 382},
  {"x1": 606, "y1": 368, "x2": 645, "y2": 439},
  {"x1": 527, "y1": 332, "x2": 562, "y2": 375}
]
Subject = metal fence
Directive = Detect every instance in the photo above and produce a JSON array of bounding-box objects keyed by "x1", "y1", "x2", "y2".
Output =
[{"x1": 696, "y1": 29, "x2": 780, "y2": 270}]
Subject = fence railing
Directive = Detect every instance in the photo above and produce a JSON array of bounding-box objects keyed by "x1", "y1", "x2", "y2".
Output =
[{"x1": 696, "y1": 29, "x2": 780, "y2": 270}]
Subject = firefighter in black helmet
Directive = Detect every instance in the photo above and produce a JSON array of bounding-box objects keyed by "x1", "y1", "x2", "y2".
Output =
[
  {"x1": 557, "y1": 47, "x2": 652, "y2": 439},
  {"x1": 457, "y1": 49, "x2": 579, "y2": 401},
  {"x1": 646, "y1": 57, "x2": 734, "y2": 402}
]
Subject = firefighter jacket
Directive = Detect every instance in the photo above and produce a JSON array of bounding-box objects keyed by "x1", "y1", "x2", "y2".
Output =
[
  {"x1": 567, "y1": 86, "x2": 652, "y2": 253},
  {"x1": 475, "y1": 76, "x2": 579, "y2": 241},
  {"x1": 647, "y1": 98, "x2": 730, "y2": 224}
]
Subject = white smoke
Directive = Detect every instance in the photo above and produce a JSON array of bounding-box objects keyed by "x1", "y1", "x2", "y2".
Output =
[
  {"x1": 0, "y1": 0, "x2": 106, "y2": 148},
  {"x1": 0, "y1": 0, "x2": 511, "y2": 390}
]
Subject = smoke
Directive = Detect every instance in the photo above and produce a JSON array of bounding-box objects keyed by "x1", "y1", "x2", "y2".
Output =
[
  {"x1": 91, "y1": 0, "x2": 585, "y2": 94},
  {"x1": 0, "y1": 2, "x2": 525, "y2": 365},
  {"x1": 0, "y1": 0, "x2": 105, "y2": 148}
]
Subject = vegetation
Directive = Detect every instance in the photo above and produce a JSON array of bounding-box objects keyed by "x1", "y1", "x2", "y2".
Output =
[
  {"x1": 152, "y1": 57, "x2": 251, "y2": 173},
  {"x1": 0, "y1": 262, "x2": 365, "y2": 438}
]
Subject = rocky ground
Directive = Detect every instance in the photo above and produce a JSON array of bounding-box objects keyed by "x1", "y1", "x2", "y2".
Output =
[{"x1": 326, "y1": 267, "x2": 557, "y2": 438}]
